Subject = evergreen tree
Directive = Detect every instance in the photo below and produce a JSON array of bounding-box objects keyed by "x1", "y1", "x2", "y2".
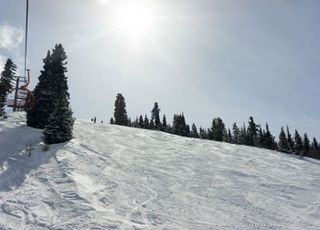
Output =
[
  {"x1": 226, "y1": 128, "x2": 233, "y2": 143},
  {"x1": 199, "y1": 127, "x2": 207, "y2": 139},
  {"x1": 172, "y1": 113, "x2": 188, "y2": 136},
  {"x1": 232, "y1": 122, "x2": 240, "y2": 144},
  {"x1": 149, "y1": 118, "x2": 155, "y2": 129},
  {"x1": 144, "y1": 115, "x2": 149, "y2": 129},
  {"x1": 41, "y1": 44, "x2": 74, "y2": 144},
  {"x1": 43, "y1": 98, "x2": 74, "y2": 144},
  {"x1": 207, "y1": 127, "x2": 213, "y2": 140},
  {"x1": 0, "y1": 58, "x2": 16, "y2": 115},
  {"x1": 162, "y1": 114, "x2": 167, "y2": 131},
  {"x1": 286, "y1": 126, "x2": 294, "y2": 152},
  {"x1": 278, "y1": 127, "x2": 290, "y2": 152},
  {"x1": 138, "y1": 115, "x2": 144, "y2": 128},
  {"x1": 113, "y1": 93, "x2": 128, "y2": 125},
  {"x1": 186, "y1": 124, "x2": 191, "y2": 137},
  {"x1": 294, "y1": 130, "x2": 303, "y2": 155},
  {"x1": 264, "y1": 123, "x2": 276, "y2": 150},
  {"x1": 239, "y1": 123, "x2": 247, "y2": 145},
  {"x1": 211, "y1": 117, "x2": 225, "y2": 141},
  {"x1": 151, "y1": 102, "x2": 161, "y2": 129},
  {"x1": 303, "y1": 133, "x2": 310, "y2": 156},
  {"x1": 27, "y1": 46, "x2": 70, "y2": 128},
  {"x1": 257, "y1": 127, "x2": 265, "y2": 147},
  {"x1": 110, "y1": 117, "x2": 114, "y2": 124},
  {"x1": 312, "y1": 137, "x2": 319, "y2": 151},
  {"x1": 190, "y1": 123, "x2": 199, "y2": 138},
  {"x1": 247, "y1": 116, "x2": 258, "y2": 146}
]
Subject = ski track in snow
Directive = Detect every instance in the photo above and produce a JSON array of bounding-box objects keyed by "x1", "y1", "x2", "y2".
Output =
[{"x1": 0, "y1": 113, "x2": 320, "y2": 229}]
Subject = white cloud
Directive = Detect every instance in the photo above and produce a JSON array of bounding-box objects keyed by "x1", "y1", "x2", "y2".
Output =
[{"x1": 0, "y1": 24, "x2": 24, "y2": 50}]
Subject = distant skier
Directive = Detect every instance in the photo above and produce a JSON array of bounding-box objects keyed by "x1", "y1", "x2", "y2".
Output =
[
  {"x1": 101, "y1": 120, "x2": 103, "y2": 124},
  {"x1": 94, "y1": 117, "x2": 96, "y2": 123}
]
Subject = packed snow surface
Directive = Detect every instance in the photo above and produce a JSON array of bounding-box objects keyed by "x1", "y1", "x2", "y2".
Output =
[{"x1": 0, "y1": 113, "x2": 320, "y2": 229}]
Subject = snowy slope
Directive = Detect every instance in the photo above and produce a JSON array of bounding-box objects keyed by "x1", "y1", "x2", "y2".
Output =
[{"x1": 0, "y1": 113, "x2": 320, "y2": 230}]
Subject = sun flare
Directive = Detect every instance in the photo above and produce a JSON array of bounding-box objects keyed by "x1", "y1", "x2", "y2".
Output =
[{"x1": 113, "y1": 3, "x2": 155, "y2": 43}]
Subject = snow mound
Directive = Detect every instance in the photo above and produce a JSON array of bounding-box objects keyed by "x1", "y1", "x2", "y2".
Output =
[{"x1": 0, "y1": 112, "x2": 320, "y2": 229}]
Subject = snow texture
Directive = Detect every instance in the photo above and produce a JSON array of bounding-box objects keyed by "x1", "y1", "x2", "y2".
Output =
[{"x1": 0, "y1": 112, "x2": 320, "y2": 229}]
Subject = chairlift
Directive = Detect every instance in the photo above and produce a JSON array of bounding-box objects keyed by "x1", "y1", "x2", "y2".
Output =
[
  {"x1": 5, "y1": 0, "x2": 35, "y2": 112},
  {"x1": 6, "y1": 69, "x2": 35, "y2": 111}
]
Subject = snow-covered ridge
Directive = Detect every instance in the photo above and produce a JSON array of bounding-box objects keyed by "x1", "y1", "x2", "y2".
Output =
[{"x1": 0, "y1": 112, "x2": 319, "y2": 229}]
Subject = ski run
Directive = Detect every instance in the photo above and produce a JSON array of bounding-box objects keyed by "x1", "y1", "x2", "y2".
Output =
[{"x1": 0, "y1": 113, "x2": 320, "y2": 229}]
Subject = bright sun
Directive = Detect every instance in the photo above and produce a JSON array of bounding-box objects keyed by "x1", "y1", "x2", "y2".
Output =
[{"x1": 113, "y1": 3, "x2": 155, "y2": 44}]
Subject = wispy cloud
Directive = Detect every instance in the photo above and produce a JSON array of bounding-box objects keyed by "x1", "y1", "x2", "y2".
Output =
[{"x1": 0, "y1": 24, "x2": 24, "y2": 50}]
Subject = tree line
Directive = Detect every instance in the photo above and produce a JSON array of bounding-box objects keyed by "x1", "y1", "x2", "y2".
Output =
[
  {"x1": 111, "y1": 93, "x2": 320, "y2": 160},
  {"x1": 1, "y1": 46, "x2": 319, "y2": 158}
]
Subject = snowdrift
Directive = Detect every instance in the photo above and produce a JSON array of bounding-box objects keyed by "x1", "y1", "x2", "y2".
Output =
[{"x1": 0, "y1": 113, "x2": 319, "y2": 229}]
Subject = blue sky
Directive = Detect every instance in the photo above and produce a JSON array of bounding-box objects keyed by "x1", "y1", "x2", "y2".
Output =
[{"x1": 1, "y1": 0, "x2": 320, "y2": 139}]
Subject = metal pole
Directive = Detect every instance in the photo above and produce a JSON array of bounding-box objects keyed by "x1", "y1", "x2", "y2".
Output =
[
  {"x1": 24, "y1": 0, "x2": 29, "y2": 79},
  {"x1": 13, "y1": 77, "x2": 20, "y2": 112}
]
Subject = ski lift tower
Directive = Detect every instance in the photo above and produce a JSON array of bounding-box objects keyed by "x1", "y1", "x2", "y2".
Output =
[{"x1": 9, "y1": 0, "x2": 35, "y2": 112}]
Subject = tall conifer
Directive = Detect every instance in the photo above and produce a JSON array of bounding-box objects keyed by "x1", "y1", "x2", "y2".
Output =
[
  {"x1": 151, "y1": 102, "x2": 161, "y2": 129},
  {"x1": 113, "y1": 93, "x2": 128, "y2": 125},
  {"x1": 287, "y1": 126, "x2": 294, "y2": 152},
  {"x1": 303, "y1": 133, "x2": 310, "y2": 156},
  {"x1": 279, "y1": 127, "x2": 290, "y2": 152},
  {"x1": 0, "y1": 59, "x2": 16, "y2": 115},
  {"x1": 294, "y1": 130, "x2": 303, "y2": 155}
]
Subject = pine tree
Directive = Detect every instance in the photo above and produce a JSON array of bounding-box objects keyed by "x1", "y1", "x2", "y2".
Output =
[
  {"x1": 312, "y1": 137, "x2": 319, "y2": 151},
  {"x1": 0, "y1": 59, "x2": 17, "y2": 115},
  {"x1": 211, "y1": 117, "x2": 225, "y2": 141},
  {"x1": 190, "y1": 123, "x2": 199, "y2": 138},
  {"x1": 239, "y1": 123, "x2": 247, "y2": 145},
  {"x1": 151, "y1": 102, "x2": 161, "y2": 130},
  {"x1": 294, "y1": 130, "x2": 303, "y2": 155},
  {"x1": 247, "y1": 116, "x2": 258, "y2": 146},
  {"x1": 207, "y1": 128, "x2": 213, "y2": 140},
  {"x1": 27, "y1": 45, "x2": 70, "y2": 128},
  {"x1": 113, "y1": 93, "x2": 128, "y2": 125},
  {"x1": 172, "y1": 113, "x2": 188, "y2": 136},
  {"x1": 278, "y1": 127, "x2": 290, "y2": 152},
  {"x1": 232, "y1": 122, "x2": 240, "y2": 144},
  {"x1": 162, "y1": 114, "x2": 167, "y2": 131},
  {"x1": 303, "y1": 133, "x2": 310, "y2": 156},
  {"x1": 199, "y1": 127, "x2": 207, "y2": 139},
  {"x1": 226, "y1": 128, "x2": 233, "y2": 143},
  {"x1": 257, "y1": 127, "x2": 265, "y2": 147},
  {"x1": 138, "y1": 115, "x2": 144, "y2": 128},
  {"x1": 186, "y1": 124, "x2": 191, "y2": 137},
  {"x1": 41, "y1": 44, "x2": 74, "y2": 144},
  {"x1": 144, "y1": 114, "x2": 149, "y2": 129},
  {"x1": 264, "y1": 123, "x2": 276, "y2": 150},
  {"x1": 149, "y1": 118, "x2": 155, "y2": 129},
  {"x1": 43, "y1": 98, "x2": 74, "y2": 144},
  {"x1": 286, "y1": 126, "x2": 294, "y2": 153}
]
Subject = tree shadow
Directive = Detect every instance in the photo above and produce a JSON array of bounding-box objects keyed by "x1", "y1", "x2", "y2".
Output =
[{"x1": 0, "y1": 125, "x2": 67, "y2": 191}]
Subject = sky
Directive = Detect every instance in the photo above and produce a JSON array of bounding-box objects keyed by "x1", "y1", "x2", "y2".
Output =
[{"x1": 0, "y1": 0, "x2": 320, "y2": 139}]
